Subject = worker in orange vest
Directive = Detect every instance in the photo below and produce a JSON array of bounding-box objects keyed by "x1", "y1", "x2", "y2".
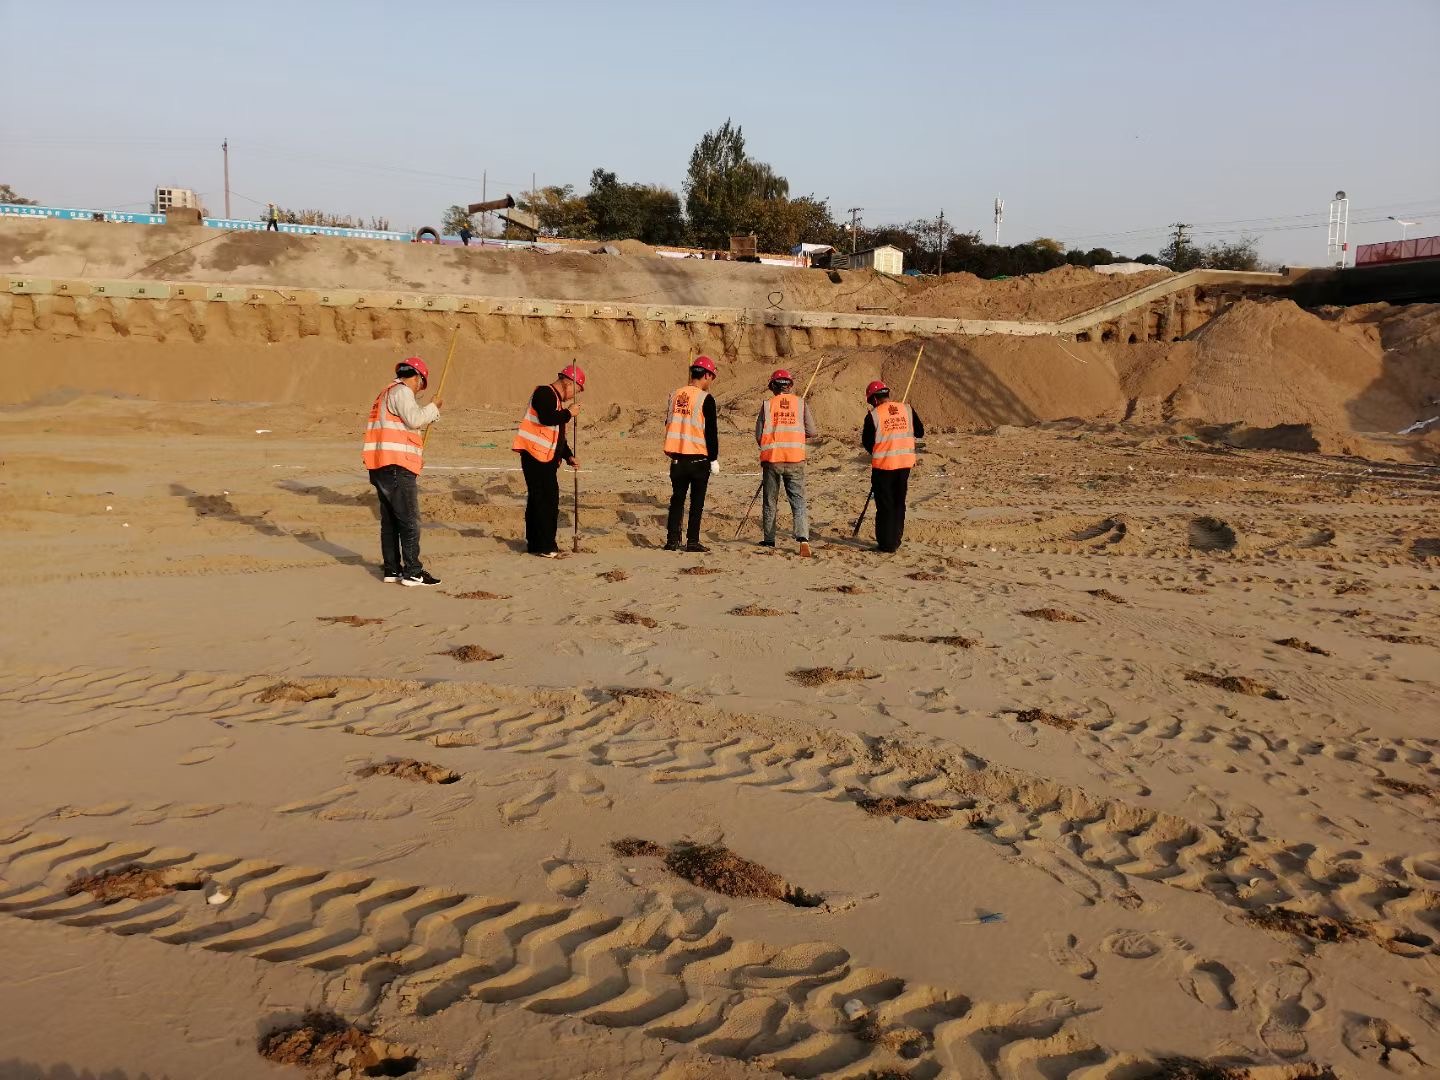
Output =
[
  {"x1": 361, "y1": 357, "x2": 442, "y2": 585},
  {"x1": 512, "y1": 364, "x2": 585, "y2": 558},
  {"x1": 861, "y1": 379, "x2": 924, "y2": 553},
  {"x1": 663, "y1": 355, "x2": 719, "y2": 552},
  {"x1": 755, "y1": 368, "x2": 817, "y2": 556}
]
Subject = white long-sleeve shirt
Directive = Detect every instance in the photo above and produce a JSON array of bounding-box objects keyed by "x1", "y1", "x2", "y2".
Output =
[{"x1": 385, "y1": 381, "x2": 439, "y2": 429}]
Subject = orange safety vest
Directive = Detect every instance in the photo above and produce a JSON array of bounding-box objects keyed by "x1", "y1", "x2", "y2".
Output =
[
  {"x1": 870, "y1": 401, "x2": 916, "y2": 470},
  {"x1": 758, "y1": 393, "x2": 807, "y2": 464},
  {"x1": 664, "y1": 385, "x2": 709, "y2": 456},
  {"x1": 362, "y1": 382, "x2": 425, "y2": 474},
  {"x1": 511, "y1": 387, "x2": 561, "y2": 462}
]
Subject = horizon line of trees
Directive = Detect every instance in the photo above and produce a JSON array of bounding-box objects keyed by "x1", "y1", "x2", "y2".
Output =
[{"x1": 5, "y1": 124, "x2": 1265, "y2": 275}]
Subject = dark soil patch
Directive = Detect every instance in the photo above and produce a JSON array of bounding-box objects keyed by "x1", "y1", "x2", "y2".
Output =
[
  {"x1": 1188, "y1": 516, "x2": 1238, "y2": 552},
  {"x1": 883, "y1": 632, "x2": 978, "y2": 649},
  {"x1": 1149, "y1": 1059, "x2": 1336, "y2": 1080},
  {"x1": 1338, "y1": 608, "x2": 1372, "y2": 619},
  {"x1": 812, "y1": 583, "x2": 870, "y2": 594},
  {"x1": 613, "y1": 610, "x2": 658, "y2": 628},
  {"x1": 854, "y1": 1015, "x2": 931, "y2": 1057},
  {"x1": 1411, "y1": 537, "x2": 1440, "y2": 558},
  {"x1": 1371, "y1": 633, "x2": 1429, "y2": 646},
  {"x1": 357, "y1": 759, "x2": 460, "y2": 785},
  {"x1": 856, "y1": 795, "x2": 953, "y2": 821},
  {"x1": 67, "y1": 865, "x2": 203, "y2": 903},
  {"x1": 258, "y1": 1011, "x2": 418, "y2": 1077},
  {"x1": 905, "y1": 571, "x2": 945, "y2": 582},
  {"x1": 1243, "y1": 905, "x2": 1369, "y2": 943},
  {"x1": 1335, "y1": 581, "x2": 1370, "y2": 596},
  {"x1": 1086, "y1": 588, "x2": 1128, "y2": 604},
  {"x1": 1011, "y1": 708, "x2": 1078, "y2": 731},
  {"x1": 450, "y1": 590, "x2": 511, "y2": 600},
  {"x1": 658, "y1": 840, "x2": 822, "y2": 907},
  {"x1": 1170, "y1": 586, "x2": 1210, "y2": 595},
  {"x1": 599, "y1": 569, "x2": 629, "y2": 583},
  {"x1": 1274, "y1": 637, "x2": 1331, "y2": 656},
  {"x1": 1020, "y1": 607, "x2": 1086, "y2": 623},
  {"x1": 612, "y1": 687, "x2": 678, "y2": 701},
  {"x1": 1376, "y1": 777, "x2": 1434, "y2": 798},
  {"x1": 788, "y1": 666, "x2": 880, "y2": 686},
  {"x1": 729, "y1": 604, "x2": 789, "y2": 617},
  {"x1": 1202, "y1": 827, "x2": 1248, "y2": 867},
  {"x1": 610, "y1": 837, "x2": 667, "y2": 858},
  {"x1": 317, "y1": 615, "x2": 384, "y2": 627},
  {"x1": 256, "y1": 682, "x2": 337, "y2": 704},
  {"x1": 679, "y1": 565, "x2": 723, "y2": 575},
  {"x1": 441, "y1": 645, "x2": 503, "y2": 662},
  {"x1": 1184, "y1": 671, "x2": 1287, "y2": 700}
]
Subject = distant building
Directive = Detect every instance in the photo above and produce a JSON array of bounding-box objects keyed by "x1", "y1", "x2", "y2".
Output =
[
  {"x1": 850, "y1": 245, "x2": 904, "y2": 275},
  {"x1": 153, "y1": 186, "x2": 202, "y2": 214}
]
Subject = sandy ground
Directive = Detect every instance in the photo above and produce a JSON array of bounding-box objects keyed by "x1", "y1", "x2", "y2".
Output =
[{"x1": 2, "y1": 392, "x2": 1437, "y2": 1080}]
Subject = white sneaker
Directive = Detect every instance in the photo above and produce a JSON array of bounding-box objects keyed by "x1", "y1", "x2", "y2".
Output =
[{"x1": 383, "y1": 573, "x2": 402, "y2": 583}]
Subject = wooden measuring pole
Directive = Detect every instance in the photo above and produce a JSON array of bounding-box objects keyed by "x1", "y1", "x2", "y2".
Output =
[{"x1": 421, "y1": 326, "x2": 460, "y2": 449}]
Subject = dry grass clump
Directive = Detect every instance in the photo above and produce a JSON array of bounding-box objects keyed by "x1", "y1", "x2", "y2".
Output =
[
  {"x1": 1086, "y1": 589, "x2": 1128, "y2": 604},
  {"x1": 1020, "y1": 607, "x2": 1086, "y2": 623},
  {"x1": 883, "y1": 633, "x2": 978, "y2": 649},
  {"x1": 256, "y1": 682, "x2": 337, "y2": 703},
  {"x1": 1273, "y1": 637, "x2": 1330, "y2": 655},
  {"x1": 613, "y1": 611, "x2": 658, "y2": 628},
  {"x1": 450, "y1": 589, "x2": 511, "y2": 600},
  {"x1": 599, "y1": 569, "x2": 629, "y2": 582},
  {"x1": 1011, "y1": 708, "x2": 1078, "y2": 731},
  {"x1": 1184, "y1": 671, "x2": 1287, "y2": 700},
  {"x1": 679, "y1": 565, "x2": 723, "y2": 576},
  {"x1": 855, "y1": 796, "x2": 953, "y2": 821},
  {"x1": 357, "y1": 759, "x2": 460, "y2": 785},
  {"x1": 611, "y1": 686, "x2": 678, "y2": 701},
  {"x1": 258, "y1": 1011, "x2": 418, "y2": 1077},
  {"x1": 730, "y1": 603, "x2": 789, "y2": 617},
  {"x1": 1243, "y1": 905, "x2": 1368, "y2": 943},
  {"x1": 67, "y1": 866, "x2": 203, "y2": 903},
  {"x1": 441, "y1": 645, "x2": 503, "y2": 662},
  {"x1": 317, "y1": 615, "x2": 384, "y2": 627},
  {"x1": 788, "y1": 666, "x2": 880, "y2": 686}
]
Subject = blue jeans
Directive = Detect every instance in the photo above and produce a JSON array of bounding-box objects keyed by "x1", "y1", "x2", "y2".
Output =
[{"x1": 762, "y1": 462, "x2": 808, "y2": 542}]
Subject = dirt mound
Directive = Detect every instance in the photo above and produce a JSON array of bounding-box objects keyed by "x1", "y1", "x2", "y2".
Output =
[
  {"x1": 1122, "y1": 300, "x2": 1440, "y2": 443},
  {"x1": 896, "y1": 264, "x2": 1173, "y2": 321}
]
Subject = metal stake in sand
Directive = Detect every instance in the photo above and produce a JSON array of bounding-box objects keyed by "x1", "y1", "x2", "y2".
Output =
[
  {"x1": 571, "y1": 409, "x2": 581, "y2": 554},
  {"x1": 851, "y1": 343, "x2": 924, "y2": 539},
  {"x1": 421, "y1": 326, "x2": 460, "y2": 450},
  {"x1": 734, "y1": 353, "x2": 827, "y2": 541}
]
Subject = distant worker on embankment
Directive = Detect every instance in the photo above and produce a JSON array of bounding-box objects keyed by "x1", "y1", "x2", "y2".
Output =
[
  {"x1": 663, "y1": 356, "x2": 720, "y2": 553},
  {"x1": 861, "y1": 379, "x2": 923, "y2": 554},
  {"x1": 755, "y1": 368, "x2": 815, "y2": 557},
  {"x1": 512, "y1": 365, "x2": 585, "y2": 558},
  {"x1": 362, "y1": 357, "x2": 442, "y2": 586},
  {"x1": 266, "y1": 203, "x2": 280, "y2": 232}
]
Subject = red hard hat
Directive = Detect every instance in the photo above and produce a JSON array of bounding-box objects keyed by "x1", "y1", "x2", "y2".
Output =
[
  {"x1": 770, "y1": 369, "x2": 793, "y2": 383},
  {"x1": 691, "y1": 355, "x2": 718, "y2": 376},
  {"x1": 398, "y1": 356, "x2": 430, "y2": 386},
  {"x1": 558, "y1": 363, "x2": 587, "y2": 390},
  {"x1": 865, "y1": 380, "x2": 890, "y2": 399}
]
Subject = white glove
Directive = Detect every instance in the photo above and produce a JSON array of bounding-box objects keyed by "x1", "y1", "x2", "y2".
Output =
[{"x1": 710, "y1": 460, "x2": 720, "y2": 476}]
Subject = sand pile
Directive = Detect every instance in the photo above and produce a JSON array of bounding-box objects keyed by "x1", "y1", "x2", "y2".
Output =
[
  {"x1": 896, "y1": 264, "x2": 1173, "y2": 322},
  {"x1": 1118, "y1": 300, "x2": 1440, "y2": 454}
]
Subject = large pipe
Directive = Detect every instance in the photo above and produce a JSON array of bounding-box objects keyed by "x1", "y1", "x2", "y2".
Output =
[{"x1": 467, "y1": 195, "x2": 516, "y2": 214}]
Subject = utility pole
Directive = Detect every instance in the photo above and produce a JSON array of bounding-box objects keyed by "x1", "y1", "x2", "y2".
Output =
[
  {"x1": 1168, "y1": 222, "x2": 1192, "y2": 266},
  {"x1": 936, "y1": 209, "x2": 947, "y2": 275},
  {"x1": 222, "y1": 138, "x2": 231, "y2": 219},
  {"x1": 846, "y1": 206, "x2": 862, "y2": 254}
]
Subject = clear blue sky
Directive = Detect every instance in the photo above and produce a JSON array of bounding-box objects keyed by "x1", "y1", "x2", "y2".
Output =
[{"x1": 3, "y1": 0, "x2": 1437, "y2": 263}]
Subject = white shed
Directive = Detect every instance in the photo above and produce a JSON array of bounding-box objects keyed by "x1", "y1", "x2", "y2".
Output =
[{"x1": 850, "y1": 245, "x2": 904, "y2": 275}]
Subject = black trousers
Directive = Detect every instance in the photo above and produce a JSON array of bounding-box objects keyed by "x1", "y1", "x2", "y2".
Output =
[
  {"x1": 520, "y1": 451, "x2": 562, "y2": 553},
  {"x1": 266, "y1": 219, "x2": 279, "y2": 231},
  {"x1": 871, "y1": 467, "x2": 910, "y2": 553},
  {"x1": 667, "y1": 457, "x2": 711, "y2": 543},
  {"x1": 369, "y1": 464, "x2": 423, "y2": 576}
]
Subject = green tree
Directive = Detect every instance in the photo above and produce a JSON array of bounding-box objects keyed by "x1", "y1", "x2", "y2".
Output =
[
  {"x1": 585, "y1": 168, "x2": 686, "y2": 244},
  {"x1": 441, "y1": 205, "x2": 475, "y2": 236},
  {"x1": 684, "y1": 119, "x2": 791, "y2": 247},
  {"x1": 0, "y1": 183, "x2": 37, "y2": 205},
  {"x1": 515, "y1": 185, "x2": 595, "y2": 239}
]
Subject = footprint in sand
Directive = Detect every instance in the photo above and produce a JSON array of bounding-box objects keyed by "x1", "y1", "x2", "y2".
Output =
[
  {"x1": 177, "y1": 735, "x2": 235, "y2": 765},
  {"x1": 1181, "y1": 958, "x2": 1238, "y2": 1011},
  {"x1": 567, "y1": 771, "x2": 612, "y2": 809},
  {"x1": 543, "y1": 858, "x2": 591, "y2": 898},
  {"x1": 1258, "y1": 962, "x2": 1319, "y2": 1058},
  {"x1": 1100, "y1": 930, "x2": 1169, "y2": 960},
  {"x1": 1045, "y1": 932, "x2": 1096, "y2": 980},
  {"x1": 1342, "y1": 1015, "x2": 1427, "y2": 1075},
  {"x1": 499, "y1": 777, "x2": 556, "y2": 824}
]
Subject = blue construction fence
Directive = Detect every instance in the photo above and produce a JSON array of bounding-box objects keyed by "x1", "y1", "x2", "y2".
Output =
[{"x1": 0, "y1": 202, "x2": 414, "y2": 243}]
